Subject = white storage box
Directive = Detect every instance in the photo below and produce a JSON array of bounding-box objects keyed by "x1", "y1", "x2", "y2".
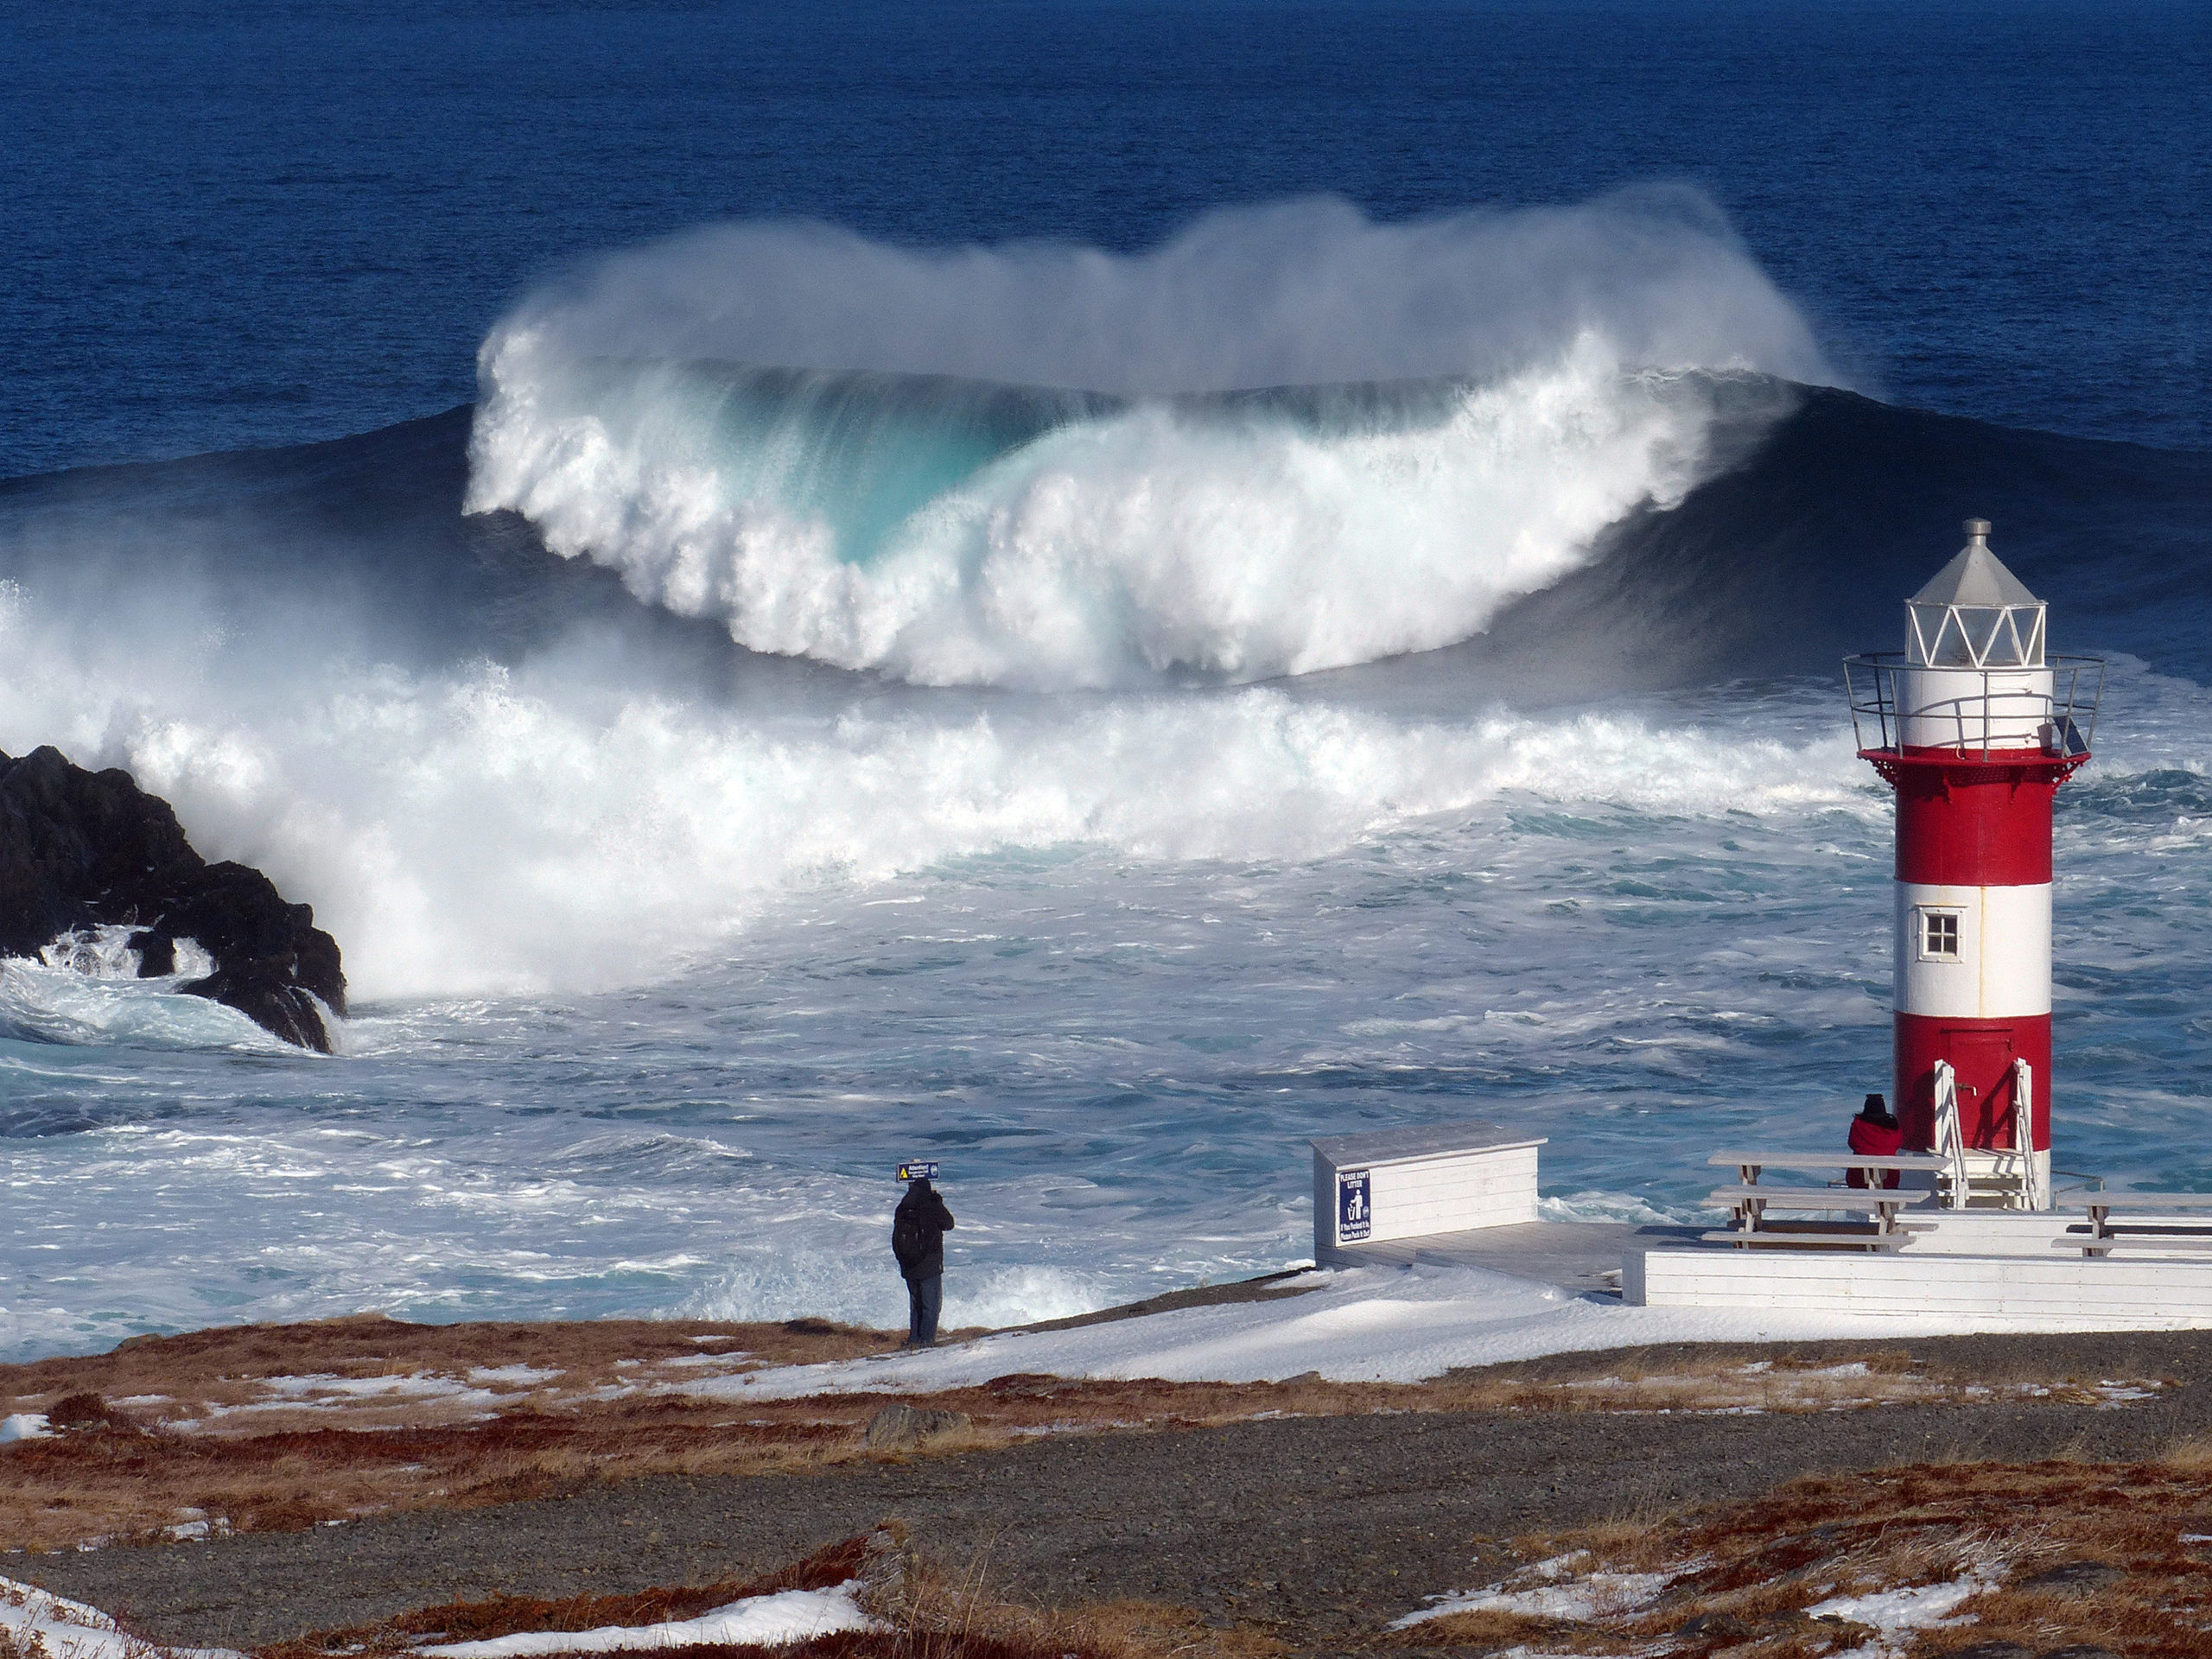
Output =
[{"x1": 1311, "y1": 1120, "x2": 1546, "y2": 1262}]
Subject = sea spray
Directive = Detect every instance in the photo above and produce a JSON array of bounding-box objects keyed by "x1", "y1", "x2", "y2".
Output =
[
  {"x1": 469, "y1": 192, "x2": 1835, "y2": 688},
  {"x1": 0, "y1": 574, "x2": 1877, "y2": 1001},
  {"x1": 477, "y1": 189, "x2": 1832, "y2": 396}
]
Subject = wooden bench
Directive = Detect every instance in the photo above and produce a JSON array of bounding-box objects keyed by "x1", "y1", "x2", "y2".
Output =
[
  {"x1": 1706, "y1": 1181, "x2": 1935, "y2": 1248},
  {"x1": 1710, "y1": 1151, "x2": 1954, "y2": 1186},
  {"x1": 1707, "y1": 1152, "x2": 1952, "y2": 1243},
  {"x1": 2063, "y1": 1192, "x2": 2212, "y2": 1257}
]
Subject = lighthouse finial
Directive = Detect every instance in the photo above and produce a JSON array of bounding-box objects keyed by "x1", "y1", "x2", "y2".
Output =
[{"x1": 1965, "y1": 518, "x2": 1992, "y2": 543}]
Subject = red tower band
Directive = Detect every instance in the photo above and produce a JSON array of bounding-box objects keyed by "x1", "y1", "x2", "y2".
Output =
[{"x1": 1845, "y1": 520, "x2": 2099, "y2": 1207}]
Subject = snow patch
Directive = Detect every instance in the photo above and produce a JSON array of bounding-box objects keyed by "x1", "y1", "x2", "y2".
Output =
[
  {"x1": 1, "y1": 1412, "x2": 52, "y2": 1444},
  {"x1": 467, "y1": 1364, "x2": 564, "y2": 1385},
  {"x1": 262, "y1": 1371, "x2": 474, "y2": 1397},
  {"x1": 418, "y1": 1581, "x2": 879, "y2": 1656},
  {"x1": 1, "y1": 1574, "x2": 245, "y2": 1659},
  {"x1": 686, "y1": 1258, "x2": 2203, "y2": 1400},
  {"x1": 1807, "y1": 1570, "x2": 1994, "y2": 1658},
  {"x1": 1392, "y1": 1553, "x2": 1674, "y2": 1628}
]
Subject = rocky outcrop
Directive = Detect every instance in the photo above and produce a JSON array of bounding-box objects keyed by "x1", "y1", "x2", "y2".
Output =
[
  {"x1": 862, "y1": 1403, "x2": 971, "y2": 1448},
  {"x1": 0, "y1": 746, "x2": 345, "y2": 1050}
]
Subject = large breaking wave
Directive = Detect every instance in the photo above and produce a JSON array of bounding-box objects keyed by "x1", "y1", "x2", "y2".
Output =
[
  {"x1": 467, "y1": 191, "x2": 1832, "y2": 687},
  {"x1": 3, "y1": 193, "x2": 2205, "y2": 1008}
]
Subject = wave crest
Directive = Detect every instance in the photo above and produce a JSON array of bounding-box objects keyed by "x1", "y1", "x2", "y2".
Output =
[{"x1": 468, "y1": 193, "x2": 1832, "y2": 689}]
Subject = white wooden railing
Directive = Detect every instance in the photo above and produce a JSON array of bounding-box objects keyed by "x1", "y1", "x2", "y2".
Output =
[
  {"x1": 2012, "y1": 1058, "x2": 2045, "y2": 1211},
  {"x1": 1929, "y1": 1056, "x2": 2044, "y2": 1211},
  {"x1": 1931, "y1": 1059, "x2": 1970, "y2": 1206}
]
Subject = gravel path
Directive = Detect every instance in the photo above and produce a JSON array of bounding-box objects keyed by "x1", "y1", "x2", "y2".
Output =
[{"x1": 17, "y1": 1330, "x2": 2210, "y2": 1650}]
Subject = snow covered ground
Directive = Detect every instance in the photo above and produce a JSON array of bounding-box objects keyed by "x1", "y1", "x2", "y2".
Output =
[
  {"x1": 0, "y1": 1575, "x2": 874, "y2": 1659},
  {"x1": 680, "y1": 1258, "x2": 2175, "y2": 1399},
  {"x1": 1389, "y1": 1549, "x2": 2003, "y2": 1658},
  {"x1": 418, "y1": 1583, "x2": 878, "y2": 1657},
  {"x1": 1391, "y1": 1553, "x2": 1681, "y2": 1628},
  {"x1": 0, "y1": 1576, "x2": 242, "y2": 1659}
]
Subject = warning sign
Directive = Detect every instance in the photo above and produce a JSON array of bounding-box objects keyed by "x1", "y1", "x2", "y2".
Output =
[
  {"x1": 896, "y1": 1160, "x2": 939, "y2": 1182},
  {"x1": 1337, "y1": 1168, "x2": 1372, "y2": 1243}
]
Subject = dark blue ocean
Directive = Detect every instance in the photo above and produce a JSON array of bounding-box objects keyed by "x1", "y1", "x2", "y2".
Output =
[{"x1": 1, "y1": 0, "x2": 2207, "y2": 1358}]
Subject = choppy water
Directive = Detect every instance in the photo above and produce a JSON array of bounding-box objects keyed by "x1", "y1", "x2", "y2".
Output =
[
  {"x1": 3, "y1": 1, "x2": 2208, "y2": 1361},
  {"x1": 6, "y1": 652, "x2": 2210, "y2": 1358}
]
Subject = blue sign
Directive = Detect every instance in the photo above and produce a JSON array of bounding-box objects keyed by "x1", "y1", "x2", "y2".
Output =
[
  {"x1": 1337, "y1": 1168, "x2": 1372, "y2": 1242},
  {"x1": 896, "y1": 1160, "x2": 939, "y2": 1182}
]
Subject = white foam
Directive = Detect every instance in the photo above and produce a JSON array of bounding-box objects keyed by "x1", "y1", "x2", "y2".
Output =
[
  {"x1": 473, "y1": 346, "x2": 1749, "y2": 689},
  {"x1": 0, "y1": 567, "x2": 1879, "y2": 1000},
  {"x1": 0, "y1": 957, "x2": 285, "y2": 1050},
  {"x1": 468, "y1": 191, "x2": 1832, "y2": 689}
]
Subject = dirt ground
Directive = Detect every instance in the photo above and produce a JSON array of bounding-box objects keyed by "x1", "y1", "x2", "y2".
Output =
[{"x1": 9, "y1": 1326, "x2": 2209, "y2": 1652}]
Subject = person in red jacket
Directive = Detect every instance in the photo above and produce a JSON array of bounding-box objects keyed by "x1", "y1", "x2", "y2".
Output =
[{"x1": 1846, "y1": 1093, "x2": 1902, "y2": 1189}]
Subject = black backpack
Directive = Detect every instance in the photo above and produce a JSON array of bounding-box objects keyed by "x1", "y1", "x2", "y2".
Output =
[{"x1": 892, "y1": 1205, "x2": 927, "y2": 1268}]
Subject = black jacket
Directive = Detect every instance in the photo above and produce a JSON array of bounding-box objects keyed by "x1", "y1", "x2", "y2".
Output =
[{"x1": 893, "y1": 1181, "x2": 956, "y2": 1281}]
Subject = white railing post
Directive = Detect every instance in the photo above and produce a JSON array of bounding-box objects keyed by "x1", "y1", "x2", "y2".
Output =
[
  {"x1": 2012, "y1": 1058, "x2": 2044, "y2": 1211},
  {"x1": 1931, "y1": 1059, "x2": 1969, "y2": 1209}
]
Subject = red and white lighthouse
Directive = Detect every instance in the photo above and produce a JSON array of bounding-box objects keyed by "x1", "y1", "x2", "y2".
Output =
[{"x1": 1846, "y1": 520, "x2": 2101, "y2": 1210}]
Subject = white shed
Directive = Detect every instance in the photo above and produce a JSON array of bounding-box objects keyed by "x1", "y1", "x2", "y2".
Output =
[{"x1": 1311, "y1": 1120, "x2": 1547, "y2": 1263}]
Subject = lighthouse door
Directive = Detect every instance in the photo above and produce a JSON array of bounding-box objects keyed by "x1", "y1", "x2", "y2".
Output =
[{"x1": 1946, "y1": 1029, "x2": 2018, "y2": 1147}]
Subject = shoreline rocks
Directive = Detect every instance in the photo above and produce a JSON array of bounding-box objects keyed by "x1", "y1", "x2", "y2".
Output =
[{"x1": 0, "y1": 746, "x2": 345, "y2": 1051}]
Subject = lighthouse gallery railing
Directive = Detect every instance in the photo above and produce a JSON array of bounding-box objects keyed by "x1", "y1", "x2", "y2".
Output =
[{"x1": 1843, "y1": 653, "x2": 2104, "y2": 761}]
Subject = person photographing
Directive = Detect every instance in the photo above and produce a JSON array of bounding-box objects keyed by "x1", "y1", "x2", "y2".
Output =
[{"x1": 892, "y1": 1169, "x2": 956, "y2": 1348}]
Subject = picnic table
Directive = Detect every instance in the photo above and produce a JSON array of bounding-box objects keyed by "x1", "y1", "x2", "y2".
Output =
[
  {"x1": 1703, "y1": 1152, "x2": 1951, "y2": 1248},
  {"x1": 2067, "y1": 1191, "x2": 2212, "y2": 1257}
]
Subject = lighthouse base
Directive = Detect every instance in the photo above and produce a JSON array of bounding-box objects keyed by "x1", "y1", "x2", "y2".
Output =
[{"x1": 1626, "y1": 1244, "x2": 2212, "y2": 1325}]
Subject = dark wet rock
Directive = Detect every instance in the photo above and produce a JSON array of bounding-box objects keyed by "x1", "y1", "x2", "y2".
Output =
[
  {"x1": 1947, "y1": 1643, "x2": 2033, "y2": 1659},
  {"x1": 0, "y1": 745, "x2": 344, "y2": 1050},
  {"x1": 2040, "y1": 1648, "x2": 2120, "y2": 1659},
  {"x1": 127, "y1": 927, "x2": 177, "y2": 976},
  {"x1": 2018, "y1": 1560, "x2": 2124, "y2": 1597},
  {"x1": 1675, "y1": 1611, "x2": 1755, "y2": 1639}
]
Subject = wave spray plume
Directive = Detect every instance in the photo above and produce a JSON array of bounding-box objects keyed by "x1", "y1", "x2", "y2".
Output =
[{"x1": 468, "y1": 190, "x2": 1835, "y2": 688}]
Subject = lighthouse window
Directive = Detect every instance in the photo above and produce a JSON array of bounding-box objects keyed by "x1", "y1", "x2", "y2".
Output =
[{"x1": 1920, "y1": 910, "x2": 1961, "y2": 960}]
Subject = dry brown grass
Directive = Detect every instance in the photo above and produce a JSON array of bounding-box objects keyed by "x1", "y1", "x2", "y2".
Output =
[
  {"x1": 255, "y1": 1532, "x2": 879, "y2": 1657},
  {"x1": 1391, "y1": 1458, "x2": 2212, "y2": 1657},
  {"x1": 0, "y1": 1317, "x2": 2181, "y2": 1553},
  {"x1": 250, "y1": 1528, "x2": 1243, "y2": 1659},
  {"x1": 2163, "y1": 1430, "x2": 2212, "y2": 1472}
]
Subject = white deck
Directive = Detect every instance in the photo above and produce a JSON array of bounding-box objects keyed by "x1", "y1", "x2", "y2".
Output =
[
  {"x1": 1630, "y1": 1206, "x2": 2212, "y2": 1325},
  {"x1": 1628, "y1": 1243, "x2": 2212, "y2": 1324},
  {"x1": 1324, "y1": 1219, "x2": 1693, "y2": 1292}
]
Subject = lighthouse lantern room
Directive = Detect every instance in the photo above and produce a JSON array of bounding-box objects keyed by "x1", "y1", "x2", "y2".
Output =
[{"x1": 1844, "y1": 520, "x2": 2103, "y2": 1211}]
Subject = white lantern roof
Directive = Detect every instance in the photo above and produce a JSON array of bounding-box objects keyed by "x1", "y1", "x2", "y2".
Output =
[{"x1": 1906, "y1": 518, "x2": 2046, "y2": 668}]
